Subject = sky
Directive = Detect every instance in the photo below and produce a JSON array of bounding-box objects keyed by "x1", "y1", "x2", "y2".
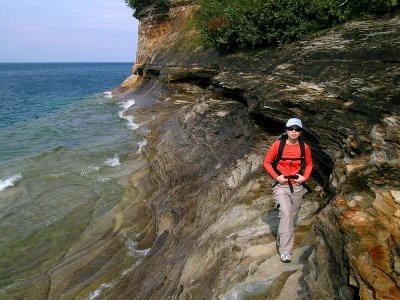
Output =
[{"x1": 0, "y1": 0, "x2": 139, "y2": 62}]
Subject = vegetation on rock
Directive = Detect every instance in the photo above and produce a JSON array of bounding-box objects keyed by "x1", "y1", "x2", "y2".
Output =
[
  {"x1": 125, "y1": 0, "x2": 169, "y2": 18},
  {"x1": 194, "y1": 0, "x2": 399, "y2": 52}
]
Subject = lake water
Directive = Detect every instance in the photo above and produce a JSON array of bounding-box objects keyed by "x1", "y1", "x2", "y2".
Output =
[{"x1": 0, "y1": 63, "x2": 148, "y2": 298}]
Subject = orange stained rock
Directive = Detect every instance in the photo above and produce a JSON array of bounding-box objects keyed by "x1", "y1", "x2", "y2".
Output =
[
  {"x1": 373, "y1": 273, "x2": 400, "y2": 300},
  {"x1": 120, "y1": 74, "x2": 142, "y2": 91},
  {"x1": 369, "y1": 244, "x2": 391, "y2": 273},
  {"x1": 341, "y1": 209, "x2": 374, "y2": 224},
  {"x1": 354, "y1": 255, "x2": 400, "y2": 300},
  {"x1": 334, "y1": 195, "x2": 352, "y2": 213},
  {"x1": 136, "y1": 5, "x2": 198, "y2": 67},
  {"x1": 334, "y1": 195, "x2": 347, "y2": 207},
  {"x1": 354, "y1": 254, "x2": 373, "y2": 281},
  {"x1": 388, "y1": 286, "x2": 400, "y2": 300},
  {"x1": 358, "y1": 235, "x2": 380, "y2": 249},
  {"x1": 369, "y1": 214, "x2": 397, "y2": 237},
  {"x1": 351, "y1": 140, "x2": 359, "y2": 149},
  {"x1": 391, "y1": 230, "x2": 400, "y2": 245},
  {"x1": 334, "y1": 195, "x2": 360, "y2": 211},
  {"x1": 341, "y1": 209, "x2": 358, "y2": 219},
  {"x1": 372, "y1": 190, "x2": 398, "y2": 217},
  {"x1": 359, "y1": 286, "x2": 374, "y2": 300},
  {"x1": 340, "y1": 210, "x2": 377, "y2": 237}
]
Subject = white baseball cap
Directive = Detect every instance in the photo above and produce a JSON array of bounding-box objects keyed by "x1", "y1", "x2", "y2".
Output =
[{"x1": 286, "y1": 118, "x2": 303, "y2": 128}]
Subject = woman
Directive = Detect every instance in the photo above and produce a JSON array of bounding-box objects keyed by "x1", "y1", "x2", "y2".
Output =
[{"x1": 263, "y1": 118, "x2": 313, "y2": 263}]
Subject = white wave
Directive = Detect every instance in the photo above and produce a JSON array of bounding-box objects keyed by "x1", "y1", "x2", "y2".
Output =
[
  {"x1": 103, "y1": 91, "x2": 113, "y2": 98},
  {"x1": 127, "y1": 240, "x2": 138, "y2": 256},
  {"x1": 0, "y1": 174, "x2": 22, "y2": 192},
  {"x1": 120, "y1": 99, "x2": 135, "y2": 110},
  {"x1": 117, "y1": 111, "x2": 124, "y2": 119},
  {"x1": 121, "y1": 267, "x2": 135, "y2": 277},
  {"x1": 95, "y1": 176, "x2": 111, "y2": 183},
  {"x1": 136, "y1": 248, "x2": 151, "y2": 256},
  {"x1": 86, "y1": 266, "x2": 136, "y2": 300},
  {"x1": 80, "y1": 165, "x2": 112, "y2": 182},
  {"x1": 104, "y1": 155, "x2": 120, "y2": 167},
  {"x1": 85, "y1": 240, "x2": 149, "y2": 300},
  {"x1": 80, "y1": 165, "x2": 100, "y2": 178},
  {"x1": 46, "y1": 218, "x2": 57, "y2": 226},
  {"x1": 127, "y1": 240, "x2": 151, "y2": 257},
  {"x1": 136, "y1": 139, "x2": 148, "y2": 154},
  {"x1": 118, "y1": 99, "x2": 139, "y2": 130},
  {"x1": 87, "y1": 281, "x2": 117, "y2": 300},
  {"x1": 49, "y1": 172, "x2": 70, "y2": 178},
  {"x1": 125, "y1": 115, "x2": 139, "y2": 130}
]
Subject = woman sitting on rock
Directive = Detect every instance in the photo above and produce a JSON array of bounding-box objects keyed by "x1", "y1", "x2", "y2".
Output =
[{"x1": 263, "y1": 117, "x2": 313, "y2": 263}]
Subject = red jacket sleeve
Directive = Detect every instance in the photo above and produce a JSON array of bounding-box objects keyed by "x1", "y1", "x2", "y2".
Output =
[
  {"x1": 303, "y1": 144, "x2": 313, "y2": 180},
  {"x1": 263, "y1": 141, "x2": 280, "y2": 180}
]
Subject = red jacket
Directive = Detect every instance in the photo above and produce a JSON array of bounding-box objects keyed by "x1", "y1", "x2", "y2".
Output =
[{"x1": 263, "y1": 140, "x2": 312, "y2": 183}]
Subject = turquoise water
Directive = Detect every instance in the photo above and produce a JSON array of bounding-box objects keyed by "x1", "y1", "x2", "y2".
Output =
[{"x1": 0, "y1": 63, "x2": 146, "y2": 295}]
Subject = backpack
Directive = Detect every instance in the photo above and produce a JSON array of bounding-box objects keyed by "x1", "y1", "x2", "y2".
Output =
[{"x1": 272, "y1": 134, "x2": 312, "y2": 193}]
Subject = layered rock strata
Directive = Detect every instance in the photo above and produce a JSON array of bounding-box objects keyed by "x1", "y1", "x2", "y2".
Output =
[{"x1": 107, "y1": 3, "x2": 400, "y2": 299}]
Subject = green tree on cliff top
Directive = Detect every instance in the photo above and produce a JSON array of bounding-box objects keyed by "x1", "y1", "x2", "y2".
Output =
[
  {"x1": 195, "y1": 0, "x2": 399, "y2": 52},
  {"x1": 125, "y1": 0, "x2": 399, "y2": 52}
]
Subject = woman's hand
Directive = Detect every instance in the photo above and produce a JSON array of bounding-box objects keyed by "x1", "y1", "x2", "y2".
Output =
[
  {"x1": 275, "y1": 175, "x2": 288, "y2": 184},
  {"x1": 294, "y1": 174, "x2": 306, "y2": 184}
]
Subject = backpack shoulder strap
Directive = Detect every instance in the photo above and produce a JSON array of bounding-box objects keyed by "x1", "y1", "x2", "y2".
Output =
[
  {"x1": 299, "y1": 139, "x2": 305, "y2": 159},
  {"x1": 272, "y1": 134, "x2": 287, "y2": 173},
  {"x1": 299, "y1": 139, "x2": 306, "y2": 173},
  {"x1": 276, "y1": 135, "x2": 287, "y2": 163}
]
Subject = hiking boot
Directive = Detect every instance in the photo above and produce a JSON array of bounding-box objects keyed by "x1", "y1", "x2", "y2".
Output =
[{"x1": 280, "y1": 253, "x2": 291, "y2": 263}]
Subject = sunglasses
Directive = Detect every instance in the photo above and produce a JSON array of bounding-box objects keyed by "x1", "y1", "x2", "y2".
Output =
[{"x1": 286, "y1": 126, "x2": 302, "y2": 132}]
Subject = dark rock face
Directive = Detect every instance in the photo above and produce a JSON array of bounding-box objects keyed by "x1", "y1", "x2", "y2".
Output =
[
  {"x1": 130, "y1": 0, "x2": 169, "y2": 19},
  {"x1": 212, "y1": 16, "x2": 400, "y2": 299},
  {"x1": 107, "y1": 6, "x2": 400, "y2": 300}
]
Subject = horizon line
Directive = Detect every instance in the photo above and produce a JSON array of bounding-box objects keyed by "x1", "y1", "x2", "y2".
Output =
[{"x1": 0, "y1": 61, "x2": 135, "y2": 64}]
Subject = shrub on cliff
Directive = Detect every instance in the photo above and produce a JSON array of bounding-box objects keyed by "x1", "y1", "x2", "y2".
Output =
[
  {"x1": 195, "y1": 0, "x2": 399, "y2": 52},
  {"x1": 125, "y1": 0, "x2": 169, "y2": 18}
]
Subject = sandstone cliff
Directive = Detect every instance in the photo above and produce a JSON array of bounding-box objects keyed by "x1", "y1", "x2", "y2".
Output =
[{"x1": 111, "y1": 2, "x2": 400, "y2": 299}]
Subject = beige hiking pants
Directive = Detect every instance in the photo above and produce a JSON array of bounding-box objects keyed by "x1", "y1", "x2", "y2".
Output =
[{"x1": 273, "y1": 183, "x2": 307, "y2": 255}]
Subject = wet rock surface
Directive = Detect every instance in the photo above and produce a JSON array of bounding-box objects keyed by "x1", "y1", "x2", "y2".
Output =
[{"x1": 106, "y1": 6, "x2": 400, "y2": 300}]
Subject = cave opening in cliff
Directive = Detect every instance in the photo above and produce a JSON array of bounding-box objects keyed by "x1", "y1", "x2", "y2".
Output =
[{"x1": 169, "y1": 76, "x2": 212, "y2": 89}]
